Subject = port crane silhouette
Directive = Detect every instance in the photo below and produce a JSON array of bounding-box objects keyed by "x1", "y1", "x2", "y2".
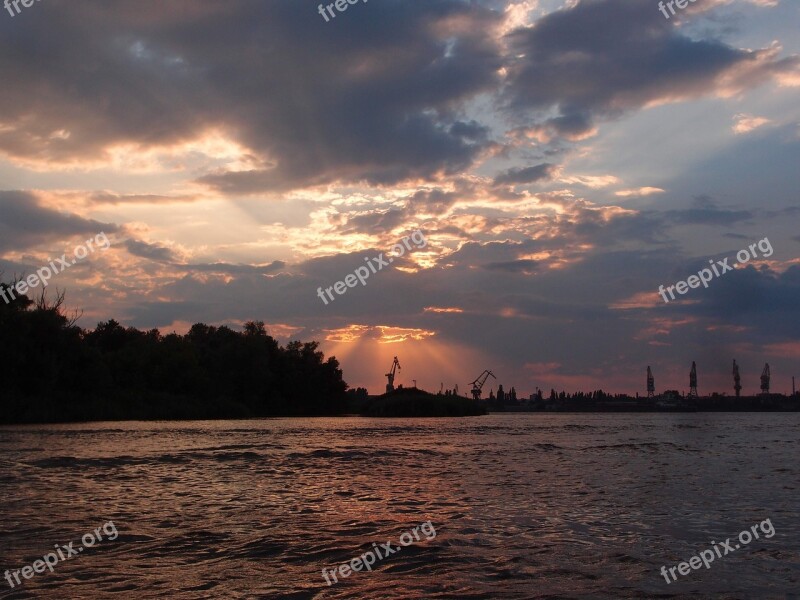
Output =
[
  {"x1": 688, "y1": 361, "x2": 698, "y2": 398},
  {"x1": 733, "y1": 360, "x2": 742, "y2": 397},
  {"x1": 469, "y1": 370, "x2": 496, "y2": 400},
  {"x1": 385, "y1": 356, "x2": 401, "y2": 393}
]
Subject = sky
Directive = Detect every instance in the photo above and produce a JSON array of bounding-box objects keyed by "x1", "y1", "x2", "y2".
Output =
[{"x1": 1, "y1": 0, "x2": 798, "y2": 397}]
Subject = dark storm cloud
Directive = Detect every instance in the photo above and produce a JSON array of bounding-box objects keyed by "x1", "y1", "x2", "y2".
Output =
[
  {"x1": 509, "y1": 113, "x2": 595, "y2": 143},
  {"x1": 123, "y1": 238, "x2": 286, "y2": 273},
  {"x1": 449, "y1": 120, "x2": 491, "y2": 143},
  {"x1": 664, "y1": 264, "x2": 800, "y2": 340},
  {"x1": 0, "y1": 191, "x2": 119, "y2": 252},
  {"x1": 559, "y1": 205, "x2": 669, "y2": 247},
  {"x1": 0, "y1": 0, "x2": 503, "y2": 192},
  {"x1": 484, "y1": 259, "x2": 539, "y2": 274},
  {"x1": 124, "y1": 239, "x2": 177, "y2": 263},
  {"x1": 341, "y1": 209, "x2": 410, "y2": 236},
  {"x1": 661, "y1": 196, "x2": 753, "y2": 226},
  {"x1": 502, "y1": 0, "x2": 799, "y2": 138},
  {"x1": 543, "y1": 113, "x2": 595, "y2": 138},
  {"x1": 493, "y1": 163, "x2": 556, "y2": 186},
  {"x1": 448, "y1": 239, "x2": 542, "y2": 266},
  {"x1": 664, "y1": 206, "x2": 754, "y2": 226},
  {"x1": 407, "y1": 189, "x2": 461, "y2": 215}
]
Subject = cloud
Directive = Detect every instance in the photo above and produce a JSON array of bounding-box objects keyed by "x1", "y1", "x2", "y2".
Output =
[
  {"x1": 1, "y1": 0, "x2": 798, "y2": 395},
  {"x1": 340, "y1": 208, "x2": 410, "y2": 236},
  {"x1": 732, "y1": 113, "x2": 772, "y2": 134},
  {"x1": 502, "y1": 0, "x2": 799, "y2": 140},
  {"x1": 0, "y1": 190, "x2": 119, "y2": 252},
  {"x1": 484, "y1": 259, "x2": 540, "y2": 274},
  {"x1": 615, "y1": 187, "x2": 665, "y2": 197},
  {"x1": 559, "y1": 174, "x2": 620, "y2": 189},
  {"x1": 0, "y1": 0, "x2": 503, "y2": 193},
  {"x1": 664, "y1": 264, "x2": 800, "y2": 341},
  {"x1": 177, "y1": 261, "x2": 286, "y2": 276},
  {"x1": 664, "y1": 200, "x2": 753, "y2": 226},
  {"x1": 89, "y1": 192, "x2": 199, "y2": 205},
  {"x1": 424, "y1": 306, "x2": 464, "y2": 313},
  {"x1": 493, "y1": 163, "x2": 557, "y2": 185},
  {"x1": 406, "y1": 188, "x2": 461, "y2": 216},
  {"x1": 124, "y1": 239, "x2": 177, "y2": 263},
  {"x1": 509, "y1": 113, "x2": 598, "y2": 144}
]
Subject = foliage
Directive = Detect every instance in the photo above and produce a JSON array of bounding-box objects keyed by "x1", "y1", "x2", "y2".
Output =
[{"x1": 0, "y1": 284, "x2": 347, "y2": 423}]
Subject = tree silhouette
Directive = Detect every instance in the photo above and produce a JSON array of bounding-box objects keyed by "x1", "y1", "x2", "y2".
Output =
[{"x1": 0, "y1": 283, "x2": 348, "y2": 423}]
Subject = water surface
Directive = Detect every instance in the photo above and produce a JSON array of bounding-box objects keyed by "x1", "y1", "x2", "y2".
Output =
[{"x1": 1, "y1": 414, "x2": 798, "y2": 599}]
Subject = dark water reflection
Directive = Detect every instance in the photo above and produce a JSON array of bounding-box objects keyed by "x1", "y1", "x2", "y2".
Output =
[{"x1": 1, "y1": 414, "x2": 798, "y2": 599}]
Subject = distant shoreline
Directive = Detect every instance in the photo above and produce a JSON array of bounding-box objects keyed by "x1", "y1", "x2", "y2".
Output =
[
  {"x1": 487, "y1": 394, "x2": 800, "y2": 413},
  {"x1": 4, "y1": 408, "x2": 800, "y2": 427},
  {"x1": 3, "y1": 386, "x2": 798, "y2": 426}
]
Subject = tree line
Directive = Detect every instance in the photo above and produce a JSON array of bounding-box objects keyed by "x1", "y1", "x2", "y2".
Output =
[{"x1": 0, "y1": 281, "x2": 347, "y2": 423}]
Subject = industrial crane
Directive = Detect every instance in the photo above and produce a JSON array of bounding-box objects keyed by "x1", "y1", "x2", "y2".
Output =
[
  {"x1": 688, "y1": 361, "x2": 698, "y2": 398},
  {"x1": 646, "y1": 366, "x2": 655, "y2": 398},
  {"x1": 733, "y1": 360, "x2": 742, "y2": 397},
  {"x1": 385, "y1": 356, "x2": 401, "y2": 393},
  {"x1": 760, "y1": 363, "x2": 770, "y2": 395},
  {"x1": 469, "y1": 370, "x2": 496, "y2": 400}
]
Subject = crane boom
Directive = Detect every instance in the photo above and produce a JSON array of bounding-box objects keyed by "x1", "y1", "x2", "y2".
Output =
[
  {"x1": 385, "y1": 356, "x2": 401, "y2": 393},
  {"x1": 688, "y1": 361, "x2": 698, "y2": 398},
  {"x1": 469, "y1": 370, "x2": 496, "y2": 400},
  {"x1": 760, "y1": 363, "x2": 770, "y2": 395}
]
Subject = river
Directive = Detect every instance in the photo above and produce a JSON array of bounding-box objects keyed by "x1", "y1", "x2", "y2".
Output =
[{"x1": 1, "y1": 413, "x2": 798, "y2": 599}]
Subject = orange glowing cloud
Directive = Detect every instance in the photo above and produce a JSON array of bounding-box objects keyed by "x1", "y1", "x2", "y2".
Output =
[
  {"x1": 323, "y1": 324, "x2": 436, "y2": 344},
  {"x1": 376, "y1": 326, "x2": 436, "y2": 344},
  {"x1": 424, "y1": 306, "x2": 464, "y2": 313},
  {"x1": 324, "y1": 325, "x2": 372, "y2": 343}
]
